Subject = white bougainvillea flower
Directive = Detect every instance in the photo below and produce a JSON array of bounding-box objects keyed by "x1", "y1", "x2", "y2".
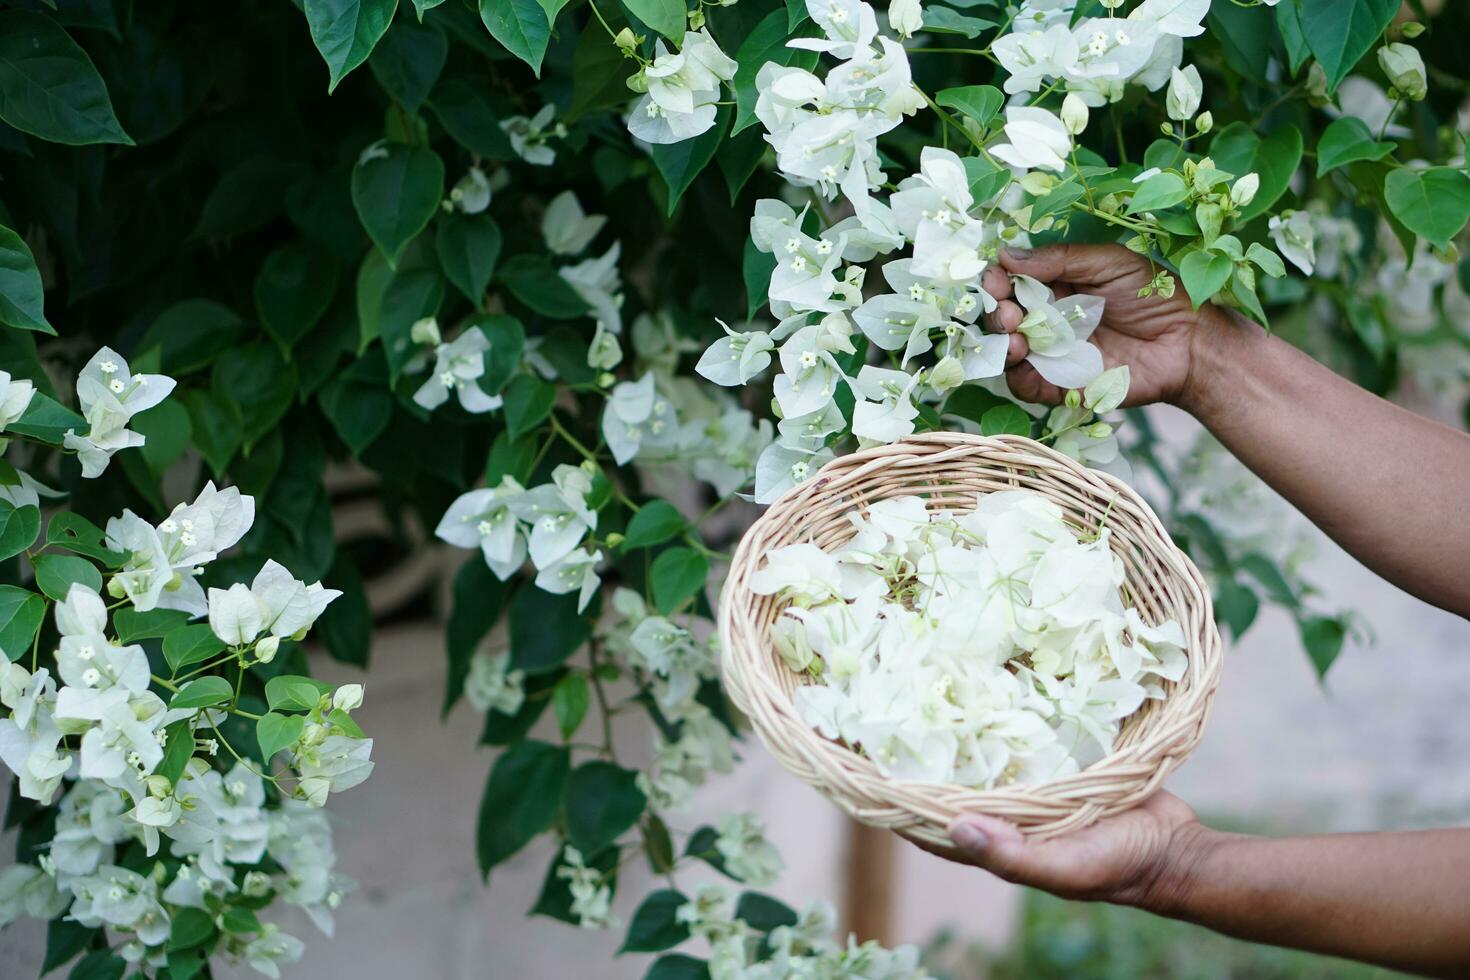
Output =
[
  {"x1": 850, "y1": 365, "x2": 922, "y2": 444},
  {"x1": 888, "y1": 0, "x2": 922, "y2": 38},
  {"x1": 448, "y1": 166, "x2": 491, "y2": 214},
  {"x1": 0, "y1": 370, "x2": 35, "y2": 432},
  {"x1": 991, "y1": 22, "x2": 1081, "y2": 95},
  {"x1": 465, "y1": 649, "x2": 525, "y2": 715},
  {"x1": 296, "y1": 735, "x2": 374, "y2": 807},
  {"x1": 244, "y1": 925, "x2": 306, "y2": 979},
  {"x1": 715, "y1": 812, "x2": 784, "y2": 887},
  {"x1": 542, "y1": 191, "x2": 607, "y2": 256},
  {"x1": 501, "y1": 104, "x2": 562, "y2": 165},
  {"x1": 852, "y1": 293, "x2": 945, "y2": 366},
  {"x1": 413, "y1": 327, "x2": 501, "y2": 414},
  {"x1": 68, "y1": 864, "x2": 170, "y2": 946},
  {"x1": 207, "y1": 560, "x2": 341, "y2": 646},
  {"x1": 1269, "y1": 210, "x2": 1316, "y2": 275},
  {"x1": 534, "y1": 547, "x2": 603, "y2": 612},
  {"x1": 0, "y1": 862, "x2": 69, "y2": 925},
  {"x1": 628, "y1": 30, "x2": 736, "y2": 146},
  {"x1": 510, "y1": 467, "x2": 597, "y2": 570},
  {"x1": 696, "y1": 320, "x2": 775, "y2": 386},
  {"x1": 1166, "y1": 64, "x2": 1203, "y2": 121},
  {"x1": 1011, "y1": 274, "x2": 1107, "y2": 387},
  {"x1": 0, "y1": 664, "x2": 69, "y2": 802},
  {"x1": 105, "y1": 511, "x2": 174, "y2": 612},
  {"x1": 1070, "y1": 17, "x2": 1162, "y2": 85},
  {"x1": 990, "y1": 106, "x2": 1072, "y2": 173},
  {"x1": 435, "y1": 476, "x2": 527, "y2": 580},
  {"x1": 601, "y1": 373, "x2": 680, "y2": 465},
  {"x1": 560, "y1": 242, "x2": 625, "y2": 335},
  {"x1": 1129, "y1": 0, "x2": 1211, "y2": 38},
  {"x1": 789, "y1": 0, "x2": 880, "y2": 60},
  {"x1": 773, "y1": 325, "x2": 846, "y2": 418},
  {"x1": 63, "y1": 347, "x2": 176, "y2": 478},
  {"x1": 753, "y1": 441, "x2": 835, "y2": 504}
]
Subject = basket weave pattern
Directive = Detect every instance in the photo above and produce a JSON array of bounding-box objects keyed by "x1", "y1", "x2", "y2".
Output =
[{"x1": 718, "y1": 432, "x2": 1223, "y2": 846}]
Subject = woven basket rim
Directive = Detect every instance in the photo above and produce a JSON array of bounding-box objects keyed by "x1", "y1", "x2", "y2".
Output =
[{"x1": 717, "y1": 432, "x2": 1223, "y2": 845}]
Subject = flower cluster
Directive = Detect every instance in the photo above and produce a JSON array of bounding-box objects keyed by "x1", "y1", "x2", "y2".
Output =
[
  {"x1": 751, "y1": 492, "x2": 1186, "y2": 786},
  {"x1": 0, "y1": 351, "x2": 373, "y2": 976}
]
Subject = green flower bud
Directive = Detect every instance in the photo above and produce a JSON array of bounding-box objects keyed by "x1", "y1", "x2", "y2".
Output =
[
  {"x1": 1195, "y1": 110, "x2": 1213, "y2": 135},
  {"x1": 928, "y1": 356, "x2": 965, "y2": 393},
  {"x1": 1378, "y1": 43, "x2": 1427, "y2": 100},
  {"x1": 1060, "y1": 92, "x2": 1089, "y2": 136}
]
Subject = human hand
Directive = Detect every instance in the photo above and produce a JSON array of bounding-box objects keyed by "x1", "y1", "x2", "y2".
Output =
[
  {"x1": 980, "y1": 244, "x2": 1236, "y2": 410},
  {"x1": 943, "y1": 791, "x2": 1208, "y2": 909}
]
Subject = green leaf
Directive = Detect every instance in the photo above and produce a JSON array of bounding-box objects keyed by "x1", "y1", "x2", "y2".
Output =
[
  {"x1": 1384, "y1": 167, "x2": 1470, "y2": 250},
  {"x1": 651, "y1": 546, "x2": 708, "y2": 614},
  {"x1": 221, "y1": 907, "x2": 263, "y2": 935},
  {"x1": 645, "y1": 955, "x2": 710, "y2": 980},
  {"x1": 921, "y1": 6, "x2": 997, "y2": 37},
  {"x1": 43, "y1": 918, "x2": 98, "y2": 974},
  {"x1": 1245, "y1": 242, "x2": 1286, "y2": 278},
  {"x1": 552, "y1": 671, "x2": 590, "y2": 739},
  {"x1": 482, "y1": 668, "x2": 562, "y2": 744},
  {"x1": 732, "y1": 12, "x2": 817, "y2": 135},
  {"x1": 499, "y1": 254, "x2": 589, "y2": 319},
  {"x1": 211, "y1": 344, "x2": 298, "y2": 448},
  {"x1": 1274, "y1": 0, "x2": 1311, "y2": 74},
  {"x1": 444, "y1": 556, "x2": 511, "y2": 713},
  {"x1": 158, "y1": 720, "x2": 195, "y2": 784},
  {"x1": 621, "y1": 889, "x2": 691, "y2": 953},
  {"x1": 0, "y1": 224, "x2": 52, "y2": 333},
  {"x1": 502, "y1": 374, "x2": 555, "y2": 439},
  {"x1": 1299, "y1": 615, "x2": 1347, "y2": 680},
  {"x1": 1214, "y1": 579, "x2": 1259, "y2": 640},
  {"x1": 368, "y1": 16, "x2": 447, "y2": 112},
  {"x1": 134, "y1": 399, "x2": 193, "y2": 476},
  {"x1": 1177, "y1": 250, "x2": 1234, "y2": 309},
  {"x1": 114, "y1": 607, "x2": 190, "y2": 643},
  {"x1": 0, "y1": 500, "x2": 40, "y2": 562},
  {"x1": 303, "y1": 0, "x2": 399, "y2": 93},
  {"x1": 961, "y1": 155, "x2": 1010, "y2": 205},
  {"x1": 566, "y1": 759, "x2": 647, "y2": 855},
  {"x1": 351, "y1": 141, "x2": 444, "y2": 266},
  {"x1": 1238, "y1": 553, "x2": 1297, "y2": 607},
  {"x1": 0, "y1": 585, "x2": 44, "y2": 661},
  {"x1": 163, "y1": 624, "x2": 227, "y2": 673},
  {"x1": 170, "y1": 676, "x2": 234, "y2": 710},
  {"x1": 569, "y1": 15, "x2": 637, "y2": 122},
  {"x1": 621, "y1": 501, "x2": 687, "y2": 550},
  {"x1": 184, "y1": 388, "x2": 245, "y2": 478},
  {"x1": 167, "y1": 907, "x2": 216, "y2": 952},
  {"x1": 428, "y1": 79, "x2": 516, "y2": 159},
  {"x1": 735, "y1": 891, "x2": 797, "y2": 931},
  {"x1": 476, "y1": 314, "x2": 525, "y2": 394},
  {"x1": 623, "y1": 0, "x2": 687, "y2": 44},
  {"x1": 1207, "y1": 123, "x2": 1302, "y2": 222},
  {"x1": 265, "y1": 674, "x2": 331, "y2": 712},
  {"x1": 319, "y1": 368, "x2": 393, "y2": 456},
  {"x1": 7, "y1": 392, "x2": 86, "y2": 444},
  {"x1": 936, "y1": 85, "x2": 1003, "y2": 130},
  {"x1": 257, "y1": 712, "x2": 306, "y2": 760},
  {"x1": 1126, "y1": 172, "x2": 1189, "y2": 214},
  {"x1": 1300, "y1": 0, "x2": 1398, "y2": 94},
  {"x1": 651, "y1": 106, "x2": 730, "y2": 215},
  {"x1": 437, "y1": 212, "x2": 502, "y2": 304},
  {"x1": 478, "y1": 0, "x2": 551, "y2": 75},
  {"x1": 510, "y1": 585, "x2": 592, "y2": 673},
  {"x1": 477, "y1": 739, "x2": 570, "y2": 875},
  {"x1": 32, "y1": 553, "x2": 101, "y2": 601},
  {"x1": 255, "y1": 241, "x2": 340, "y2": 352},
  {"x1": 743, "y1": 236, "x2": 776, "y2": 320},
  {"x1": 0, "y1": 11, "x2": 132, "y2": 145},
  {"x1": 378, "y1": 267, "x2": 445, "y2": 381},
  {"x1": 66, "y1": 950, "x2": 127, "y2": 980},
  {"x1": 136, "y1": 299, "x2": 245, "y2": 377},
  {"x1": 46, "y1": 513, "x2": 124, "y2": 567},
  {"x1": 1315, "y1": 116, "x2": 1394, "y2": 176},
  {"x1": 980, "y1": 404, "x2": 1031, "y2": 437}
]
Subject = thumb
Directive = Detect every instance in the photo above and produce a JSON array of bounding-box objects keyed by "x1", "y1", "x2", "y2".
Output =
[
  {"x1": 998, "y1": 243, "x2": 1134, "y2": 286},
  {"x1": 949, "y1": 815, "x2": 1098, "y2": 893}
]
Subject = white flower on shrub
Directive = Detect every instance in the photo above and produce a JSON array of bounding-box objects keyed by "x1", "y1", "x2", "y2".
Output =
[
  {"x1": 627, "y1": 29, "x2": 737, "y2": 145},
  {"x1": 0, "y1": 370, "x2": 35, "y2": 431},
  {"x1": 448, "y1": 166, "x2": 492, "y2": 214},
  {"x1": 601, "y1": 373, "x2": 679, "y2": 464},
  {"x1": 67, "y1": 864, "x2": 170, "y2": 946},
  {"x1": 0, "y1": 664, "x2": 68, "y2": 802},
  {"x1": 0, "y1": 863, "x2": 69, "y2": 925},
  {"x1": 206, "y1": 560, "x2": 342, "y2": 647},
  {"x1": 542, "y1": 191, "x2": 607, "y2": 256},
  {"x1": 557, "y1": 846, "x2": 617, "y2": 930},
  {"x1": 990, "y1": 106, "x2": 1073, "y2": 173},
  {"x1": 62, "y1": 347, "x2": 176, "y2": 479},
  {"x1": 465, "y1": 650, "x2": 525, "y2": 715},
  {"x1": 501, "y1": 104, "x2": 563, "y2": 165},
  {"x1": 296, "y1": 735, "x2": 375, "y2": 807},
  {"x1": 436, "y1": 476, "x2": 528, "y2": 580},
  {"x1": 1011, "y1": 273, "x2": 1108, "y2": 388},
  {"x1": 1269, "y1": 210, "x2": 1316, "y2": 275},
  {"x1": 534, "y1": 546, "x2": 603, "y2": 612},
  {"x1": 559, "y1": 242, "x2": 625, "y2": 335},
  {"x1": 413, "y1": 326, "x2": 501, "y2": 414},
  {"x1": 715, "y1": 812, "x2": 784, "y2": 887}
]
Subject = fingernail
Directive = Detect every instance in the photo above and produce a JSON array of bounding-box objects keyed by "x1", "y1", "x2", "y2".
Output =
[
  {"x1": 951, "y1": 822, "x2": 989, "y2": 853},
  {"x1": 1002, "y1": 247, "x2": 1033, "y2": 259}
]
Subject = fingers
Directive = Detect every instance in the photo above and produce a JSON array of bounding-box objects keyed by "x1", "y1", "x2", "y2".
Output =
[
  {"x1": 949, "y1": 815, "x2": 1106, "y2": 897},
  {"x1": 981, "y1": 264, "x2": 1012, "y2": 303},
  {"x1": 985, "y1": 298, "x2": 1023, "y2": 334},
  {"x1": 998, "y1": 243, "x2": 1140, "y2": 286},
  {"x1": 948, "y1": 815, "x2": 1031, "y2": 882},
  {"x1": 1005, "y1": 333, "x2": 1028, "y2": 368},
  {"x1": 1004, "y1": 362, "x2": 1066, "y2": 405}
]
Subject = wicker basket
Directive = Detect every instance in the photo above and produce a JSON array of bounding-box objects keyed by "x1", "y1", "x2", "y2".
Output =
[{"x1": 718, "y1": 432, "x2": 1223, "y2": 849}]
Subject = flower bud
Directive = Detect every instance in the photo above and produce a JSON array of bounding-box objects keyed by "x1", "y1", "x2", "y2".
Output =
[
  {"x1": 605, "y1": 532, "x2": 625, "y2": 548},
  {"x1": 1166, "y1": 65, "x2": 1202, "y2": 122},
  {"x1": 254, "y1": 635, "x2": 280, "y2": 664},
  {"x1": 146, "y1": 774, "x2": 172, "y2": 798},
  {"x1": 1060, "y1": 92, "x2": 1089, "y2": 135},
  {"x1": 597, "y1": 371, "x2": 616, "y2": 388},
  {"x1": 928, "y1": 356, "x2": 965, "y2": 393},
  {"x1": 1305, "y1": 62, "x2": 1329, "y2": 104},
  {"x1": 333, "y1": 684, "x2": 364, "y2": 712},
  {"x1": 1019, "y1": 171, "x2": 1058, "y2": 196},
  {"x1": 687, "y1": 7, "x2": 705, "y2": 28},
  {"x1": 410, "y1": 316, "x2": 441, "y2": 346},
  {"x1": 1064, "y1": 388, "x2": 1082, "y2": 409},
  {"x1": 107, "y1": 577, "x2": 126, "y2": 599},
  {"x1": 1400, "y1": 21, "x2": 1425, "y2": 39},
  {"x1": 1231, "y1": 172, "x2": 1259, "y2": 209},
  {"x1": 1194, "y1": 110, "x2": 1213, "y2": 134},
  {"x1": 242, "y1": 871, "x2": 272, "y2": 898},
  {"x1": 1159, "y1": 122, "x2": 1174, "y2": 137},
  {"x1": 626, "y1": 71, "x2": 649, "y2": 94},
  {"x1": 614, "y1": 27, "x2": 638, "y2": 54},
  {"x1": 888, "y1": 0, "x2": 922, "y2": 39},
  {"x1": 1378, "y1": 43, "x2": 1427, "y2": 100},
  {"x1": 1085, "y1": 421, "x2": 1114, "y2": 439}
]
